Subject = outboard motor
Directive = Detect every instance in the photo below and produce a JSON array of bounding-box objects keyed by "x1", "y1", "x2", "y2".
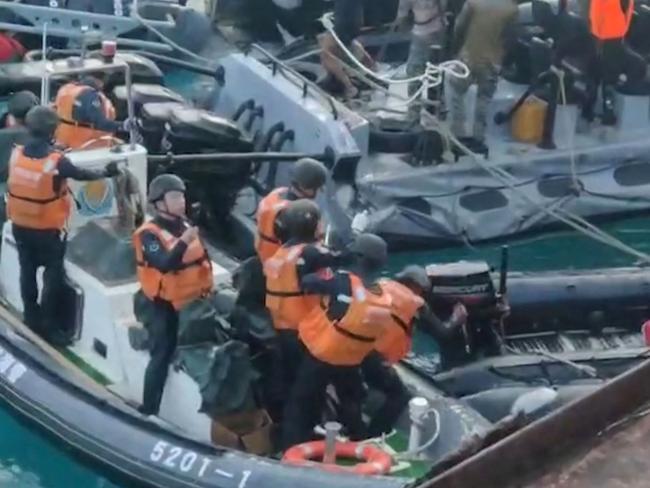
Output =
[{"x1": 425, "y1": 261, "x2": 503, "y2": 370}]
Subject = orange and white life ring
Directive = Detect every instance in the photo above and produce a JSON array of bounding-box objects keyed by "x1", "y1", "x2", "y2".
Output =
[{"x1": 282, "y1": 440, "x2": 392, "y2": 476}]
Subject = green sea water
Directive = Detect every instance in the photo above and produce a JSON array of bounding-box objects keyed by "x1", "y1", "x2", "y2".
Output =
[{"x1": 3, "y1": 216, "x2": 650, "y2": 487}]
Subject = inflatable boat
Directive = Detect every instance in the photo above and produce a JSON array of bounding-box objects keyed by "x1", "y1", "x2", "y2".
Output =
[{"x1": 0, "y1": 52, "x2": 650, "y2": 488}]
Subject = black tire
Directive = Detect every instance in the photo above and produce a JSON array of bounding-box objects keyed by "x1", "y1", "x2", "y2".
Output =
[{"x1": 368, "y1": 121, "x2": 423, "y2": 154}]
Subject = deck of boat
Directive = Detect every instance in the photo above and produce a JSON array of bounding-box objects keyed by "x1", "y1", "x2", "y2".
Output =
[{"x1": 525, "y1": 405, "x2": 650, "y2": 488}]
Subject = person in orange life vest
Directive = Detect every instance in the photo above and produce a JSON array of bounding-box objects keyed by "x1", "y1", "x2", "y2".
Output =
[
  {"x1": 282, "y1": 233, "x2": 394, "y2": 448},
  {"x1": 255, "y1": 157, "x2": 327, "y2": 264},
  {"x1": 54, "y1": 72, "x2": 131, "y2": 150},
  {"x1": 263, "y1": 199, "x2": 353, "y2": 418},
  {"x1": 132, "y1": 174, "x2": 213, "y2": 416},
  {"x1": 589, "y1": 0, "x2": 646, "y2": 125},
  {"x1": 7, "y1": 106, "x2": 119, "y2": 344},
  {"x1": 363, "y1": 265, "x2": 468, "y2": 437}
]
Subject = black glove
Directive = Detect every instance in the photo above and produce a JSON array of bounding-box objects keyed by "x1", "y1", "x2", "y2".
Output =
[{"x1": 104, "y1": 161, "x2": 120, "y2": 177}]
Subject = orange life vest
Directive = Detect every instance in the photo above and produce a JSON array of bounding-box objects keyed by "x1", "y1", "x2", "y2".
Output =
[
  {"x1": 6, "y1": 146, "x2": 70, "y2": 230},
  {"x1": 299, "y1": 273, "x2": 393, "y2": 366},
  {"x1": 54, "y1": 83, "x2": 117, "y2": 150},
  {"x1": 133, "y1": 221, "x2": 214, "y2": 311},
  {"x1": 255, "y1": 187, "x2": 290, "y2": 263},
  {"x1": 590, "y1": 0, "x2": 634, "y2": 40},
  {"x1": 264, "y1": 243, "x2": 322, "y2": 331},
  {"x1": 374, "y1": 280, "x2": 425, "y2": 364}
]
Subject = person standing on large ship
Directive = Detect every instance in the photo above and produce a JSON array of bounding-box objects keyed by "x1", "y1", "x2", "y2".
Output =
[
  {"x1": 448, "y1": 0, "x2": 518, "y2": 148},
  {"x1": 318, "y1": 0, "x2": 375, "y2": 99}
]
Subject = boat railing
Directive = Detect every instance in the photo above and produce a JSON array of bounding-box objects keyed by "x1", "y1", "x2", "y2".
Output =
[
  {"x1": 0, "y1": 1, "x2": 174, "y2": 52},
  {"x1": 247, "y1": 43, "x2": 341, "y2": 121}
]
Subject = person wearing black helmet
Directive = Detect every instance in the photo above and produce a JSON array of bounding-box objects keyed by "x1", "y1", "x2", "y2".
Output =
[
  {"x1": 0, "y1": 91, "x2": 39, "y2": 182},
  {"x1": 263, "y1": 198, "x2": 352, "y2": 420},
  {"x1": 282, "y1": 233, "x2": 395, "y2": 448},
  {"x1": 362, "y1": 264, "x2": 468, "y2": 437},
  {"x1": 54, "y1": 71, "x2": 131, "y2": 150},
  {"x1": 132, "y1": 173, "x2": 214, "y2": 416},
  {"x1": 7, "y1": 105, "x2": 119, "y2": 345},
  {"x1": 255, "y1": 157, "x2": 328, "y2": 264}
]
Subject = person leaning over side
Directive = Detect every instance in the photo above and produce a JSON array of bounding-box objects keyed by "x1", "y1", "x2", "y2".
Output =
[{"x1": 365, "y1": 264, "x2": 467, "y2": 437}]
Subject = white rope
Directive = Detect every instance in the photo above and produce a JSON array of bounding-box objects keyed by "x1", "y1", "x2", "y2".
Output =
[
  {"x1": 320, "y1": 12, "x2": 469, "y2": 93},
  {"x1": 421, "y1": 111, "x2": 650, "y2": 264}
]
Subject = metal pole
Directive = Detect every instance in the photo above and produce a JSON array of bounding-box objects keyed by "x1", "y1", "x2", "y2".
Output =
[
  {"x1": 125, "y1": 64, "x2": 136, "y2": 148},
  {"x1": 323, "y1": 422, "x2": 341, "y2": 464},
  {"x1": 40, "y1": 23, "x2": 48, "y2": 104},
  {"x1": 147, "y1": 151, "x2": 331, "y2": 163}
]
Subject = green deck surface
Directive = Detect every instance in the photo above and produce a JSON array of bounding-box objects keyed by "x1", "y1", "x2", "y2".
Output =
[{"x1": 59, "y1": 347, "x2": 112, "y2": 386}]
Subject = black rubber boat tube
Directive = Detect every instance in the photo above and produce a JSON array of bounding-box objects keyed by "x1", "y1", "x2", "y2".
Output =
[{"x1": 0, "y1": 317, "x2": 404, "y2": 488}]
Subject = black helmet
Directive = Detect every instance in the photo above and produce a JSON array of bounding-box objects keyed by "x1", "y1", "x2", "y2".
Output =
[
  {"x1": 25, "y1": 106, "x2": 59, "y2": 139},
  {"x1": 395, "y1": 265, "x2": 430, "y2": 291},
  {"x1": 148, "y1": 174, "x2": 186, "y2": 203},
  {"x1": 8, "y1": 91, "x2": 39, "y2": 121},
  {"x1": 285, "y1": 198, "x2": 321, "y2": 241},
  {"x1": 292, "y1": 158, "x2": 327, "y2": 191},
  {"x1": 350, "y1": 233, "x2": 387, "y2": 268}
]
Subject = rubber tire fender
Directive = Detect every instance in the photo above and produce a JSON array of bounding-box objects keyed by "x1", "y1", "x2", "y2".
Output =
[{"x1": 368, "y1": 122, "x2": 424, "y2": 154}]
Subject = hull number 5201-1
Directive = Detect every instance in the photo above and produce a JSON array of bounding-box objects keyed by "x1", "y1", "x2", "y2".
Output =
[{"x1": 150, "y1": 440, "x2": 252, "y2": 487}]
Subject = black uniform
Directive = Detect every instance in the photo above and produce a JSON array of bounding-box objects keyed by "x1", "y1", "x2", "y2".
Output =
[
  {"x1": 282, "y1": 269, "x2": 374, "y2": 449},
  {"x1": 13, "y1": 136, "x2": 106, "y2": 340},
  {"x1": 136, "y1": 215, "x2": 191, "y2": 416},
  {"x1": 267, "y1": 239, "x2": 352, "y2": 421}
]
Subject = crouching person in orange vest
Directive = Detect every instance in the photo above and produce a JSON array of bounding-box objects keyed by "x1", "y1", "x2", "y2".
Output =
[
  {"x1": 255, "y1": 158, "x2": 328, "y2": 264},
  {"x1": 54, "y1": 72, "x2": 131, "y2": 150},
  {"x1": 364, "y1": 265, "x2": 468, "y2": 437},
  {"x1": 7, "y1": 106, "x2": 119, "y2": 345},
  {"x1": 132, "y1": 174, "x2": 213, "y2": 416},
  {"x1": 263, "y1": 199, "x2": 353, "y2": 419},
  {"x1": 282, "y1": 233, "x2": 394, "y2": 449}
]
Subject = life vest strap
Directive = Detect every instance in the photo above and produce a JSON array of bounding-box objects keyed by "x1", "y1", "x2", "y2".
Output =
[
  {"x1": 258, "y1": 231, "x2": 280, "y2": 244},
  {"x1": 266, "y1": 289, "x2": 303, "y2": 297},
  {"x1": 333, "y1": 321, "x2": 375, "y2": 343},
  {"x1": 390, "y1": 313, "x2": 411, "y2": 335},
  {"x1": 59, "y1": 117, "x2": 98, "y2": 130},
  {"x1": 8, "y1": 191, "x2": 63, "y2": 204}
]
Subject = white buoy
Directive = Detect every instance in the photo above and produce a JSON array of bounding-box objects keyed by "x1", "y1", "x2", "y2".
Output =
[{"x1": 408, "y1": 397, "x2": 429, "y2": 454}]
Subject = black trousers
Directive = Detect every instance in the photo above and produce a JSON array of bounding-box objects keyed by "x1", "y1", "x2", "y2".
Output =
[
  {"x1": 267, "y1": 329, "x2": 303, "y2": 420},
  {"x1": 361, "y1": 351, "x2": 412, "y2": 438},
  {"x1": 141, "y1": 299, "x2": 179, "y2": 415},
  {"x1": 13, "y1": 224, "x2": 67, "y2": 335},
  {"x1": 282, "y1": 350, "x2": 366, "y2": 449}
]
